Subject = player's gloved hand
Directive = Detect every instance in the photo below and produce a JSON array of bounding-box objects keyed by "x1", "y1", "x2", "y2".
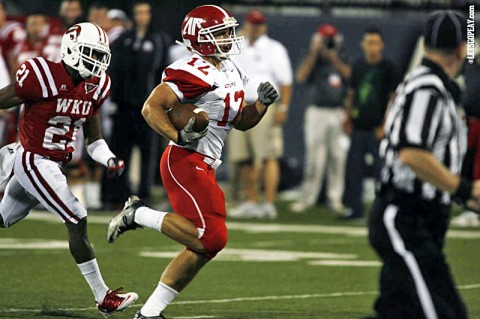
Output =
[
  {"x1": 257, "y1": 82, "x2": 279, "y2": 106},
  {"x1": 107, "y1": 157, "x2": 125, "y2": 178},
  {"x1": 177, "y1": 117, "x2": 208, "y2": 146}
]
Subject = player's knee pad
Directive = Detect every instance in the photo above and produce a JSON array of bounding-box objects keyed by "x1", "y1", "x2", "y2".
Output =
[{"x1": 199, "y1": 221, "x2": 228, "y2": 259}]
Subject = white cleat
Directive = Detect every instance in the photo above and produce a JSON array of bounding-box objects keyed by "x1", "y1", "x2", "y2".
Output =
[{"x1": 451, "y1": 211, "x2": 480, "y2": 227}]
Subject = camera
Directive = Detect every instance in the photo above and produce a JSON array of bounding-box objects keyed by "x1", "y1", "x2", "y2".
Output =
[{"x1": 323, "y1": 36, "x2": 336, "y2": 49}]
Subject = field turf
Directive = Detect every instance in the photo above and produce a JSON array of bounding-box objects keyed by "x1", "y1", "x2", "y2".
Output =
[{"x1": 1, "y1": 202, "x2": 480, "y2": 319}]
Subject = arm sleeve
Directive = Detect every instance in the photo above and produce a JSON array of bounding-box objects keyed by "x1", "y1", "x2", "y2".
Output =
[
  {"x1": 87, "y1": 139, "x2": 115, "y2": 167},
  {"x1": 397, "y1": 89, "x2": 443, "y2": 151}
]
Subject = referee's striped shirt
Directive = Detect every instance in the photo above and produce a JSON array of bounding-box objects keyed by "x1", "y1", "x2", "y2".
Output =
[{"x1": 379, "y1": 58, "x2": 467, "y2": 205}]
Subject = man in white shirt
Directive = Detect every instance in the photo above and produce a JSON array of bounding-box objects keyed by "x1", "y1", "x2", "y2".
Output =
[{"x1": 228, "y1": 10, "x2": 293, "y2": 219}]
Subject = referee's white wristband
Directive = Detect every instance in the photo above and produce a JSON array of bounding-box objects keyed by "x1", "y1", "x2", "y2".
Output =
[{"x1": 87, "y1": 139, "x2": 116, "y2": 167}]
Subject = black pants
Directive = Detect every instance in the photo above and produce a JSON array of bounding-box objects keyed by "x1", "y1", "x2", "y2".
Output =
[
  {"x1": 368, "y1": 190, "x2": 467, "y2": 319},
  {"x1": 102, "y1": 106, "x2": 162, "y2": 206},
  {"x1": 343, "y1": 128, "x2": 381, "y2": 217}
]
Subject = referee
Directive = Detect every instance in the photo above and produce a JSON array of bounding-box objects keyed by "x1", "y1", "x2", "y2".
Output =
[{"x1": 367, "y1": 11, "x2": 479, "y2": 319}]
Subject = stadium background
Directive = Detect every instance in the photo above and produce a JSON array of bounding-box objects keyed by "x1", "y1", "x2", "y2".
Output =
[
  {"x1": 1, "y1": 2, "x2": 480, "y2": 319},
  {"x1": 5, "y1": 0, "x2": 476, "y2": 182}
]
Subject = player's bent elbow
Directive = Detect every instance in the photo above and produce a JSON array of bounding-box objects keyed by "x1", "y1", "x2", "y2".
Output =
[
  {"x1": 141, "y1": 103, "x2": 151, "y2": 121},
  {"x1": 233, "y1": 120, "x2": 251, "y2": 131},
  {"x1": 234, "y1": 125, "x2": 249, "y2": 132}
]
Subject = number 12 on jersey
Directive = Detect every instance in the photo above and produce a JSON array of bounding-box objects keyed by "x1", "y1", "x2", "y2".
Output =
[{"x1": 219, "y1": 90, "x2": 244, "y2": 127}]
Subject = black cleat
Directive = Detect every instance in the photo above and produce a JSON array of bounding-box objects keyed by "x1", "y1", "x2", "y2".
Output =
[{"x1": 134, "y1": 310, "x2": 168, "y2": 318}]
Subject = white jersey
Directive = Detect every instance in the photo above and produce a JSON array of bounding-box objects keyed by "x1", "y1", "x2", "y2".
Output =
[{"x1": 163, "y1": 54, "x2": 248, "y2": 159}]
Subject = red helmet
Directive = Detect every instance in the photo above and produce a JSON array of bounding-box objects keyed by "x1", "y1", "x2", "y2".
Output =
[{"x1": 181, "y1": 5, "x2": 244, "y2": 59}]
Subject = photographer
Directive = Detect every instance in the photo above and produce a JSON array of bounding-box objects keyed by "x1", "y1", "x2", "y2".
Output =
[{"x1": 292, "y1": 24, "x2": 351, "y2": 213}]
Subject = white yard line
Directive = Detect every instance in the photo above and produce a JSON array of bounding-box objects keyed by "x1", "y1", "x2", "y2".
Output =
[{"x1": 1, "y1": 284, "x2": 479, "y2": 314}]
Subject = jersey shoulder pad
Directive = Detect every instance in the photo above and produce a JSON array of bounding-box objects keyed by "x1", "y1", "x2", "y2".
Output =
[
  {"x1": 15, "y1": 57, "x2": 60, "y2": 102},
  {"x1": 163, "y1": 56, "x2": 216, "y2": 100},
  {"x1": 167, "y1": 56, "x2": 216, "y2": 84}
]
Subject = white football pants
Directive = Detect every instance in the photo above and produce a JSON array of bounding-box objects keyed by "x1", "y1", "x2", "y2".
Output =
[{"x1": 0, "y1": 148, "x2": 87, "y2": 227}]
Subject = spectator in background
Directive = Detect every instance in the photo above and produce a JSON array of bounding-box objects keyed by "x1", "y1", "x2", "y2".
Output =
[
  {"x1": 291, "y1": 23, "x2": 350, "y2": 213},
  {"x1": 341, "y1": 27, "x2": 398, "y2": 220},
  {"x1": 101, "y1": 8, "x2": 128, "y2": 139},
  {"x1": 106, "y1": 0, "x2": 171, "y2": 207},
  {"x1": 59, "y1": 0, "x2": 83, "y2": 29},
  {"x1": 15, "y1": 12, "x2": 48, "y2": 65},
  {"x1": 0, "y1": 0, "x2": 26, "y2": 149},
  {"x1": 44, "y1": 0, "x2": 84, "y2": 63},
  {"x1": 0, "y1": 0, "x2": 26, "y2": 81},
  {"x1": 228, "y1": 9, "x2": 293, "y2": 219},
  {"x1": 107, "y1": 9, "x2": 128, "y2": 44},
  {"x1": 87, "y1": 2, "x2": 109, "y2": 32}
]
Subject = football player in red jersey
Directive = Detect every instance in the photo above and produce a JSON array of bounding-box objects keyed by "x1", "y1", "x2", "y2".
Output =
[
  {"x1": 106, "y1": 5, "x2": 278, "y2": 319},
  {"x1": 0, "y1": 22, "x2": 138, "y2": 315}
]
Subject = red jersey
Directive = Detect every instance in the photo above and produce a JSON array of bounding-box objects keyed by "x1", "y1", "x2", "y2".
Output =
[
  {"x1": 0, "y1": 21, "x2": 26, "y2": 72},
  {"x1": 15, "y1": 57, "x2": 111, "y2": 161}
]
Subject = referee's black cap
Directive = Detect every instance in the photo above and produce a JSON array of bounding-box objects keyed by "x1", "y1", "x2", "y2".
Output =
[{"x1": 424, "y1": 10, "x2": 467, "y2": 49}]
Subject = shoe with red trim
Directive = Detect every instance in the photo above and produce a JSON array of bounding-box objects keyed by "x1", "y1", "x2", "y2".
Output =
[{"x1": 96, "y1": 287, "x2": 138, "y2": 316}]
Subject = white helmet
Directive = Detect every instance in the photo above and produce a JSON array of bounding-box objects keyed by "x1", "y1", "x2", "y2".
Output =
[{"x1": 60, "y1": 22, "x2": 111, "y2": 79}]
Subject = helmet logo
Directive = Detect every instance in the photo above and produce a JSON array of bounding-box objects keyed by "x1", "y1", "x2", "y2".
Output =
[
  {"x1": 183, "y1": 17, "x2": 203, "y2": 35},
  {"x1": 66, "y1": 25, "x2": 82, "y2": 41}
]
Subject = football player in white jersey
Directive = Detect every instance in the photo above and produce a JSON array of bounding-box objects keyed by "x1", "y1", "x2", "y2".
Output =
[{"x1": 106, "y1": 5, "x2": 278, "y2": 319}]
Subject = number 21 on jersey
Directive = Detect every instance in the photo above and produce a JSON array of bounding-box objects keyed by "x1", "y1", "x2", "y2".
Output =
[{"x1": 16, "y1": 64, "x2": 30, "y2": 87}]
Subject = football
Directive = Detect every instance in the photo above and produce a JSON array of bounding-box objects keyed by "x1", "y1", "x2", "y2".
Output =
[{"x1": 167, "y1": 104, "x2": 209, "y2": 132}]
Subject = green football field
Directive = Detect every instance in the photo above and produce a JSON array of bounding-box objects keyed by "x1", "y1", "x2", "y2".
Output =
[{"x1": 1, "y1": 202, "x2": 480, "y2": 319}]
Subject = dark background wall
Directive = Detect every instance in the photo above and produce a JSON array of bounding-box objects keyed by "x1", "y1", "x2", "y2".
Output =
[{"x1": 9, "y1": 0, "x2": 221, "y2": 42}]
